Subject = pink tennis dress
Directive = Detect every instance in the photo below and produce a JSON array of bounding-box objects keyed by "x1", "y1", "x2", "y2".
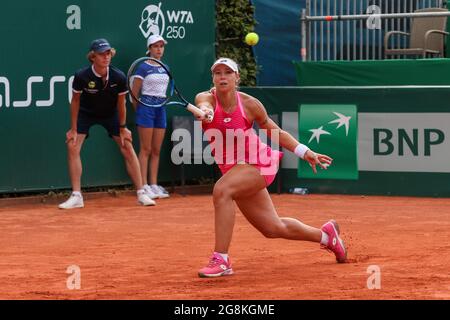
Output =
[{"x1": 202, "y1": 91, "x2": 283, "y2": 186}]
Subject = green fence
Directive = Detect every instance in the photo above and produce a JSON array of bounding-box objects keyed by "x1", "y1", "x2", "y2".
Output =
[
  {"x1": 0, "y1": 1, "x2": 215, "y2": 193},
  {"x1": 241, "y1": 87, "x2": 450, "y2": 197},
  {"x1": 294, "y1": 59, "x2": 450, "y2": 87}
]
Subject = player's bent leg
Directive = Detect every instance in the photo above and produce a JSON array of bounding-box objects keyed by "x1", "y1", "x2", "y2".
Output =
[
  {"x1": 235, "y1": 188, "x2": 322, "y2": 242},
  {"x1": 210, "y1": 182, "x2": 237, "y2": 255},
  {"x1": 198, "y1": 164, "x2": 266, "y2": 278},
  {"x1": 212, "y1": 164, "x2": 266, "y2": 252},
  {"x1": 236, "y1": 191, "x2": 347, "y2": 263}
]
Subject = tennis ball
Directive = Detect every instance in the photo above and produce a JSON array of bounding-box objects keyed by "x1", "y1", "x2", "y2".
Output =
[{"x1": 245, "y1": 32, "x2": 259, "y2": 46}]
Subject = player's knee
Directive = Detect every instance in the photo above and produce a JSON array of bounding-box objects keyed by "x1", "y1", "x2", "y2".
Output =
[
  {"x1": 151, "y1": 147, "x2": 161, "y2": 157},
  {"x1": 140, "y1": 145, "x2": 152, "y2": 156},
  {"x1": 120, "y1": 143, "x2": 135, "y2": 157},
  {"x1": 67, "y1": 143, "x2": 80, "y2": 156},
  {"x1": 212, "y1": 183, "x2": 232, "y2": 204}
]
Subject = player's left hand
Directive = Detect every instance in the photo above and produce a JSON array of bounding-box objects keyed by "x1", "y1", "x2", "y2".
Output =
[
  {"x1": 304, "y1": 150, "x2": 333, "y2": 174},
  {"x1": 120, "y1": 127, "x2": 132, "y2": 146}
]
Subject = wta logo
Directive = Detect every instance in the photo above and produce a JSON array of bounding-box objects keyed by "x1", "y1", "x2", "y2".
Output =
[{"x1": 139, "y1": 2, "x2": 194, "y2": 40}]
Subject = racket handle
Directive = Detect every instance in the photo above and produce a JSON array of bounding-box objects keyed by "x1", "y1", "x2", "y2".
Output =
[{"x1": 186, "y1": 103, "x2": 207, "y2": 119}]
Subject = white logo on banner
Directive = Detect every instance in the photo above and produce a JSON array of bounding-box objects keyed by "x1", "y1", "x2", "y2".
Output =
[
  {"x1": 139, "y1": 2, "x2": 194, "y2": 40},
  {"x1": 307, "y1": 112, "x2": 352, "y2": 144},
  {"x1": 139, "y1": 3, "x2": 165, "y2": 38},
  {"x1": 0, "y1": 76, "x2": 73, "y2": 108}
]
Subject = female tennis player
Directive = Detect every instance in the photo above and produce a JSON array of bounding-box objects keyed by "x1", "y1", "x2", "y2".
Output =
[
  {"x1": 195, "y1": 57, "x2": 347, "y2": 278},
  {"x1": 130, "y1": 35, "x2": 170, "y2": 199}
]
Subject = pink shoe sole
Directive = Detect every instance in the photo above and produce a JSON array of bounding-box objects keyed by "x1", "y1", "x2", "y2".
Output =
[{"x1": 198, "y1": 268, "x2": 234, "y2": 278}]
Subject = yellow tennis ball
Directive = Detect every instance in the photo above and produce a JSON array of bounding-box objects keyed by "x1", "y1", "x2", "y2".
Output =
[{"x1": 245, "y1": 32, "x2": 259, "y2": 46}]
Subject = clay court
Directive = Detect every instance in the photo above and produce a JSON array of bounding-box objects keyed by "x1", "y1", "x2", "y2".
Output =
[{"x1": 0, "y1": 193, "x2": 449, "y2": 300}]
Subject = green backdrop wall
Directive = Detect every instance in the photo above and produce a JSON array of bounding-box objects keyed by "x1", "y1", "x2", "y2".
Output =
[
  {"x1": 241, "y1": 87, "x2": 450, "y2": 197},
  {"x1": 0, "y1": 1, "x2": 215, "y2": 193},
  {"x1": 294, "y1": 59, "x2": 450, "y2": 87}
]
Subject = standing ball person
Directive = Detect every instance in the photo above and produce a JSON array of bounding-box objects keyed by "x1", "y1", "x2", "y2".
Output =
[
  {"x1": 130, "y1": 35, "x2": 171, "y2": 199},
  {"x1": 59, "y1": 38, "x2": 155, "y2": 209}
]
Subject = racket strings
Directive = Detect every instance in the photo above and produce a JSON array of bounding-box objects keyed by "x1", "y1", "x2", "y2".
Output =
[{"x1": 127, "y1": 57, "x2": 191, "y2": 110}]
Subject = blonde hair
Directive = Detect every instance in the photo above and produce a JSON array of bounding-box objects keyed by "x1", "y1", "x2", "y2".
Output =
[{"x1": 87, "y1": 48, "x2": 116, "y2": 63}]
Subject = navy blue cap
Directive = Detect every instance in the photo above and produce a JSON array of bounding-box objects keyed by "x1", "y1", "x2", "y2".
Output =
[{"x1": 90, "y1": 38, "x2": 112, "y2": 53}]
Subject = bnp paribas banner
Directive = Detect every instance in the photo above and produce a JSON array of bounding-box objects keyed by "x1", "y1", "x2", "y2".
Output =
[
  {"x1": 359, "y1": 113, "x2": 450, "y2": 173},
  {"x1": 0, "y1": 1, "x2": 214, "y2": 193},
  {"x1": 298, "y1": 104, "x2": 358, "y2": 180}
]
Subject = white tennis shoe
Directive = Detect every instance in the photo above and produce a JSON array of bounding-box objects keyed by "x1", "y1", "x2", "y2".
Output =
[
  {"x1": 143, "y1": 185, "x2": 159, "y2": 199},
  {"x1": 137, "y1": 191, "x2": 156, "y2": 206},
  {"x1": 150, "y1": 185, "x2": 169, "y2": 199},
  {"x1": 58, "y1": 193, "x2": 84, "y2": 209}
]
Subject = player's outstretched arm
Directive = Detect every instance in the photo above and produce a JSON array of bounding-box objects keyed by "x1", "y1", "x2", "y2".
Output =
[
  {"x1": 194, "y1": 91, "x2": 215, "y2": 123},
  {"x1": 248, "y1": 95, "x2": 333, "y2": 174}
]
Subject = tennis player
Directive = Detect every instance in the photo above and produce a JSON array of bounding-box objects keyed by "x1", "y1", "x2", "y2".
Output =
[
  {"x1": 195, "y1": 57, "x2": 347, "y2": 277},
  {"x1": 130, "y1": 35, "x2": 170, "y2": 199},
  {"x1": 59, "y1": 38, "x2": 155, "y2": 209}
]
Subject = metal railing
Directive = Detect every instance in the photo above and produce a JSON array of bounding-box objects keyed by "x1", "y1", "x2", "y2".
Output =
[{"x1": 301, "y1": 0, "x2": 448, "y2": 61}]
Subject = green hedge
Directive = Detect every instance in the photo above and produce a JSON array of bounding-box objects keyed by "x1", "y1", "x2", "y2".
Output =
[{"x1": 216, "y1": 0, "x2": 258, "y2": 86}]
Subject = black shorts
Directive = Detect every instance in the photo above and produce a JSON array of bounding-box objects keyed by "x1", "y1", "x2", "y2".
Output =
[{"x1": 77, "y1": 112, "x2": 120, "y2": 138}]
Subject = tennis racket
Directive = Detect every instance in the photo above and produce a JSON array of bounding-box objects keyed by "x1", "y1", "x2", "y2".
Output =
[{"x1": 127, "y1": 57, "x2": 212, "y2": 121}]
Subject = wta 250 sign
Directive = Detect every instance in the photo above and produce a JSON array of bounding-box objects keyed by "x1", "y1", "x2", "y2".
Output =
[
  {"x1": 0, "y1": 2, "x2": 199, "y2": 109},
  {"x1": 139, "y1": 2, "x2": 194, "y2": 40}
]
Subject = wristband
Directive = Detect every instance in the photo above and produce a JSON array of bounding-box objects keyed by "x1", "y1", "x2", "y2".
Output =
[
  {"x1": 119, "y1": 124, "x2": 127, "y2": 128},
  {"x1": 294, "y1": 143, "x2": 310, "y2": 159}
]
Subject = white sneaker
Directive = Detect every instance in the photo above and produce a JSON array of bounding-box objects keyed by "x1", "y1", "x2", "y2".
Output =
[
  {"x1": 137, "y1": 192, "x2": 156, "y2": 206},
  {"x1": 143, "y1": 185, "x2": 159, "y2": 199},
  {"x1": 150, "y1": 185, "x2": 169, "y2": 199},
  {"x1": 59, "y1": 193, "x2": 84, "y2": 209}
]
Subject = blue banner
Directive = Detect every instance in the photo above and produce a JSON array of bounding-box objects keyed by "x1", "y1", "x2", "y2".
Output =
[{"x1": 253, "y1": 0, "x2": 306, "y2": 86}]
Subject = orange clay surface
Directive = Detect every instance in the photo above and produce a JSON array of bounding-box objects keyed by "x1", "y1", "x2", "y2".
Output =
[{"x1": 0, "y1": 193, "x2": 449, "y2": 299}]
